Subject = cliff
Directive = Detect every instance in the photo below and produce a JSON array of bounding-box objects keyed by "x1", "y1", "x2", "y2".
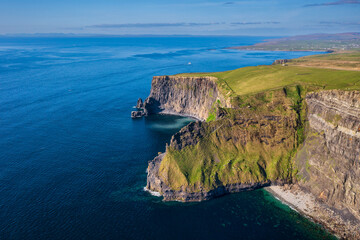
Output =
[
  {"x1": 146, "y1": 89, "x2": 360, "y2": 208},
  {"x1": 142, "y1": 76, "x2": 231, "y2": 121},
  {"x1": 144, "y1": 86, "x2": 360, "y2": 236},
  {"x1": 137, "y1": 51, "x2": 360, "y2": 237},
  {"x1": 293, "y1": 90, "x2": 360, "y2": 233}
]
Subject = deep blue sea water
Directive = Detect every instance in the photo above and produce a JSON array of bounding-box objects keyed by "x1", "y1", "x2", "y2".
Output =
[{"x1": 0, "y1": 37, "x2": 335, "y2": 240}]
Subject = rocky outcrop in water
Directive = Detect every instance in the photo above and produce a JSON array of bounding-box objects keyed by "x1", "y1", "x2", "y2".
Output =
[
  {"x1": 131, "y1": 98, "x2": 145, "y2": 118},
  {"x1": 141, "y1": 76, "x2": 231, "y2": 120},
  {"x1": 136, "y1": 98, "x2": 143, "y2": 109},
  {"x1": 131, "y1": 110, "x2": 145, "y2": 118}
]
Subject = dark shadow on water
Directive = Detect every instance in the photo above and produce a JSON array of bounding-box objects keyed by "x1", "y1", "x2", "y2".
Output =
[{"x1": 144, "y1": 114, "x2": 195, "y2": 133}]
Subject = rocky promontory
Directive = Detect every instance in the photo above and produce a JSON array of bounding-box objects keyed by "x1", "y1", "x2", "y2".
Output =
[
  {"x1": 145, "y1": 86, "x2": 303, "y2": 201},
  {"x1": 135, "y1": 52, "x2": 360, "y2": 238},
  {"x1": 132, "y1": 76, "x2": 231, "y2": 121}
]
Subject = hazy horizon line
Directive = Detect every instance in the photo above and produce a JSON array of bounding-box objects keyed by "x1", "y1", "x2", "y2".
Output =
[{"x1": 0, "y1": 31, "x2": 358, "y2": 38}]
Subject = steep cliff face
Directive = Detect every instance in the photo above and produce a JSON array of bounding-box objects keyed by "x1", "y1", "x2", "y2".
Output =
[
  {"x1": 295, "y1": 90, "x2": 360, "y2": 223},
  {"x1": 143, "y1": 76, "x2": 231, "y2": 121}
]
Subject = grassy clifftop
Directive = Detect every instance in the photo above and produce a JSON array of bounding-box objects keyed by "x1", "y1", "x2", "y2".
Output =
[
  {"x1": 177, "y1": 51, "x2": 360, "y2": 97},
  {"x1": 156, "y1": 51, "x2": 360, "y2": 194}
]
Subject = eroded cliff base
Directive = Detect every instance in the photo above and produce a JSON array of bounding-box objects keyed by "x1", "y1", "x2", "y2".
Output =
[
  {"x1": 267, "y1": 185, "x2": 360, "y2": 239},
  {"x1": 146, "y1": 153, "x2": 274, "y2": 202}
]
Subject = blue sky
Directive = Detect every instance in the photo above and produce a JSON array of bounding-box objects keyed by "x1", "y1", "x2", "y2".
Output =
[{"x1": 0, "y1": 0, "x2": 359, "y2": 35}]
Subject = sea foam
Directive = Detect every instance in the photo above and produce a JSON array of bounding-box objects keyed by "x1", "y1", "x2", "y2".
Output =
[{"x1": 143, "y1": 187, "x2": 161, "y2": 197}]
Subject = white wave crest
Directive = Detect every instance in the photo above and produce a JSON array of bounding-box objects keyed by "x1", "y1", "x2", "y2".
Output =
[{"x1": 143, "y1": 187, "x2": 161, "y2": 197}]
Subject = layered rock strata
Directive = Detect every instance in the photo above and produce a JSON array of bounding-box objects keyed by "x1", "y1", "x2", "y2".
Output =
[
  {"x1": 142, "y1": 76, "x2": 230, "y2": 120},
  {"x1": 293, "y1": 90, "x2": 360, "y2": 238}
]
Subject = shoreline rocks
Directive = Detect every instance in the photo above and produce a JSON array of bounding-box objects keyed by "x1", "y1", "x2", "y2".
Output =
[
  {"x1": 266, "y1": 185, "x2": 360, "y2": 239},
  {"x1": 131, "y1": 110, "x2": 145, "y2": 118}
]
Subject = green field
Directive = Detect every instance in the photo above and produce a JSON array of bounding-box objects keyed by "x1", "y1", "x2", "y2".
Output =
[
  {"x1": 178, "y1": 52, "x2": 360, "y2": 96},
  {"x1": 299, "y1": 51, "x2": 360, "y2": 61}
]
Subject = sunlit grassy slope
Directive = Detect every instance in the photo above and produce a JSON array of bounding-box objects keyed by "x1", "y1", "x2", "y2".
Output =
[
  {"x1": 177, "y1": 52, "x2": 360, "y2": 96},
  {"x1": 289, "y1": 51, "x2": 360, "y2": 71}
]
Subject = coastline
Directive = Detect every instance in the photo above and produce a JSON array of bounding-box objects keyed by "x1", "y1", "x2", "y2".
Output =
[
  {"x1": 143, "y1": 187, "x2": 161, "y2": 197},
  {"x1": 265, "y1": 185, "x2": 360, "y2": 239},
  {"x1": 225, "y1": 47, "x2": 332, "y2": 53},
  {"x1": 140, "y1": 47, "x2": 360, "y2": 239}
]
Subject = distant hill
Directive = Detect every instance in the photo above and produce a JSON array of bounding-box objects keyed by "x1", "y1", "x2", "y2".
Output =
[
  {"x1": 230, "y1": 32, "x2": 360, "y2": 51},
  {"x1": 272, "y1": 32, "x2": 360, "y2": 41}
]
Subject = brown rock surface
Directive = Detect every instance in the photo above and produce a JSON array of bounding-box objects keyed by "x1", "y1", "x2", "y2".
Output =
[
  {"x1": 143, "y1": 76, "x2": 230, "y2": 120},
  {"x1": 294, "y1": 90, "x2": 360, "y2": 238}
]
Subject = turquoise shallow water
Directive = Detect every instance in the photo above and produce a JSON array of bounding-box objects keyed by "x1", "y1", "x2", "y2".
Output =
[{"x1": 0, "y1": 36, "x2": 335, "y2": 239}]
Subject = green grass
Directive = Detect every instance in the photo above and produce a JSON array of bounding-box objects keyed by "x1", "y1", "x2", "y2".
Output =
[
  {"x1": 178, "y1": 64, "x2": 360, "y2": 96},
  {"x1": 159, "y1": 89, "x2": 302, "y2": 191},
  {"x1": 288, "y1": 51, "x2": 360, "y2": 71},
  {"x1": 299, "y1": 51, "x2": 360, "y2": 61},
  {"x1": 206, "y1": 113, "x2": 216, "y2": 122}
]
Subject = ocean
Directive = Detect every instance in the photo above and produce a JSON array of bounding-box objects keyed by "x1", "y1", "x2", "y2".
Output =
[{"x1": 0, "y1": 36, "x2": 335, "y2": 239}]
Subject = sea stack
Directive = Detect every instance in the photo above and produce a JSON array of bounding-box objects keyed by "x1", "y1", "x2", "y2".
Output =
[
  {"x1": 136, "y1": 98, "x2": 143, "y2": 108},
  {"x1": 131, "y1": 98, "x2": 146, "y2": 118}
]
